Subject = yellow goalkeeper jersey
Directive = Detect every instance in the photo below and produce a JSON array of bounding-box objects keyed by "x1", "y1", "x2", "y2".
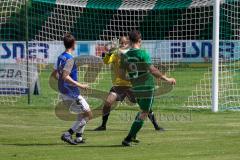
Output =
[{"x1": 103, "y1": 49, "x2": 131, "y2": 86}]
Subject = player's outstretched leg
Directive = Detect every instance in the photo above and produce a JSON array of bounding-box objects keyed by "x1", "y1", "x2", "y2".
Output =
[
  {"x1": 122, "y1": 111, "x2": 147, "y2": 146},
  {"x1": 94, "y1": 92, "x2": 117, "y2": 131},
  {"x1": 148, "y1": 110, "x2": 165, "y2": 131}
]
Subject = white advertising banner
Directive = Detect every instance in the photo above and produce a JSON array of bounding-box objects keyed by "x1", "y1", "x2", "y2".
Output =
[
  {"x1": 0, "y1": 40, "x2": 238, "y2": 63},
  {"x1": 0, "y1": 63, "x2": 39, "y2": 95},
  {"x1": 143, "y1": 40, "x2": 238, "y2": 62},
  {"x1": 0, "y1": 41, "x2": 97, "y2": 64}
]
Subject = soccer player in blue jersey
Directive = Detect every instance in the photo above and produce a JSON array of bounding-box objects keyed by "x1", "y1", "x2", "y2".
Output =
[{"x1": 51, "y1": 33, "x2": 92, "y2": 145}]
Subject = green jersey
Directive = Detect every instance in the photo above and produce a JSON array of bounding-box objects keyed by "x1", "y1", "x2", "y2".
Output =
[{"x1": 121, "y1": 48, "x2": 155, "y2": 92}]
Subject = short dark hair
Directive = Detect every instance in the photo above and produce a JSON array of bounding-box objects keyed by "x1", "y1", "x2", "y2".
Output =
[
  {"x1": 128, "y1": 30, "x2": 141, "y2": 43},
  {"x1": 63, "y1": 33, "x2": 75, "y2": 49},
  {"x1": 119, "y1": 36, "x2": 129, "y2": 45}
]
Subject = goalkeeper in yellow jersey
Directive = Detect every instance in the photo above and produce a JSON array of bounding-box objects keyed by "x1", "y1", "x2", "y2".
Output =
[{"x1": 94, "y1": 36, "x2": 164, "y2": 131}]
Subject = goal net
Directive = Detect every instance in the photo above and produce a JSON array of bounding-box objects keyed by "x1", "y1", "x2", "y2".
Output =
[
  {"x1": 1, "y1": 0, "x2": 240, "y2": 111},
  {"x1": 0, "y1": 0, "x2": 39, "y2": 105}
]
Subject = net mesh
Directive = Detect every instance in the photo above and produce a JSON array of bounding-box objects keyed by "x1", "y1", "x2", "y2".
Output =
[
  {"x1": 186, "y1": 0, "x2": 240, "y2": 110},
  {"x1": 0, "y1": 0, "x2": 240, "y2": 111}
]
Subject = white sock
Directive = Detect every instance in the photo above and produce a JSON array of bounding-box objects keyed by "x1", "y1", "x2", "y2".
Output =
[
  {"x1": 76, "y1": 125, "x2": 86, "y2": 136},
  {"x1": 71, "y1": 115, "x2": 89, "y2": 132}
]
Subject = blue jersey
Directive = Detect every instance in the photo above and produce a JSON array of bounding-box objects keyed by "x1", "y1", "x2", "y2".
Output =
[{"x1": 55, "y1": 52, "x2": 80, "y2": 99}]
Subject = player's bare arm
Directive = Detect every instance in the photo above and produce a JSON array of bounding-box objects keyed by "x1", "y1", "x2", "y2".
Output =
[
  {"x1": 149, "y1": 65, "x2": 176, "y2": 85},
  {"x1": 51, "y1": 69, "x2": 58, "y2": 80},
  {"x1": 62, "y1": 70, "x2": 89, "y2": 90}
]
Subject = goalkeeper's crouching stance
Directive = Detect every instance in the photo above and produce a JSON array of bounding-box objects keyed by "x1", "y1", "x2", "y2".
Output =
[
  {"x1": 120, "y1": 30, "x2": 176, "y2": 146},
  {"x1": 51, "y1": 33, "x2": 92, "y2": 145}
]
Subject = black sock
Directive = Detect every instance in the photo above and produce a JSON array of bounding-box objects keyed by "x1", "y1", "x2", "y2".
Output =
[
  {"x1": 76, "y1": 133, "x2": 82, "y2": 138},
  {"x1": 101, "y1": 113, "x2": 110, "y2": 127},
  {"x1": 125, "y1": 134, "x2": 132, "y2": 142},
  {"x1": 68, "y1": 128, "x2": 74, "y2": 135},
  {"x1": 148, "y1": 111, "x2": 159, "y2": 129}
]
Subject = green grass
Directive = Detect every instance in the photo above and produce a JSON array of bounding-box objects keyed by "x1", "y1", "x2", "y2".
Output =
[{"x1": 0, "y1": 68, "x2": 240, "y2": 160}]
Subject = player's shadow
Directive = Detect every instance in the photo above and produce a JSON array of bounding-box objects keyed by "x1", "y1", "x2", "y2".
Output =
[
  {"x1": 86, "y1": 129, "x2": 128, "y2": 132},
  {"x1": 68, "y1": 144, "x2": 124, "y2": 148},
  {"x1": 2, "y1": 143, "x2": 124, "y2": 148},
  {"x1": 1, "y1": 143, "x2": 62, "y2": 146}
]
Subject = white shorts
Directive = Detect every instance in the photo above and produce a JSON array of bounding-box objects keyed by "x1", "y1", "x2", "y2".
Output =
[{"x1": 60, "y1": 94, "x2": 91, "y2": 113}]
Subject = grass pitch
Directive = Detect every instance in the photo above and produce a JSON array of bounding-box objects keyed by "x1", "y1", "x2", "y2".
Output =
[{"x1": 0, "y1": 68, "x2": 240, "y2": 160}]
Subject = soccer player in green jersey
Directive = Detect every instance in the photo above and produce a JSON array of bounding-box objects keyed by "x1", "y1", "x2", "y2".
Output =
[
  {"x1": 121, "y1": 30, "x2": 176, "y2": 146},
  {"x1": 94, "y1": 36, "x2": 165, "y2": 132}
]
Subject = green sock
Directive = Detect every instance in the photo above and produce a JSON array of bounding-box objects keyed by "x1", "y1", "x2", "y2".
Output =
[{"x1": 126, "y1": 113, "x2": 144, "y2": 141}]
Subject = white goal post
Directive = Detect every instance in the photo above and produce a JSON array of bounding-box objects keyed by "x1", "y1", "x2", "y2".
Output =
[{"x1": 212, "y1": 0, "x2": 220, "y2": 112}]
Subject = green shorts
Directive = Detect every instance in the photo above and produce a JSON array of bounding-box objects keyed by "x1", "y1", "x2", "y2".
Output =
[
  {"x1": 133, "y1": 87, "x2": 154, "y2": 112},
  {"x1": 137, "y1": 96, "x2": 154, "y2": 112}
]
